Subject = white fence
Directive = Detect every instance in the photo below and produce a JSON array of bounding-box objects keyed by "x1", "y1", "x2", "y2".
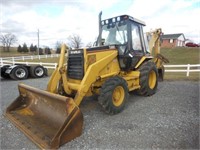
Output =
[
  {"x1": 164, "y1": 64, "x2": 200, "y2": 77},
  {"x1": 0, "y1": 54, "x2": 60, "y2": 70},
  {"x1": 1, "y1": 58, "x2": 200, "y2": 76},
  {"x1": 0, "y1": 54, "x2": 60, "y2": 62}
]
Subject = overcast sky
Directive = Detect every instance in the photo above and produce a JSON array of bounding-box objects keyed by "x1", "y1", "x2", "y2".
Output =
[{"x1": 1, "y1": 0, "x2": 200, "y2": 48}]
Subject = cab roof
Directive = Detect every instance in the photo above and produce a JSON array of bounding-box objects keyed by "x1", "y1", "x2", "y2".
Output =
[{"x1": 102, "y1": 15, "x2": 146, "y2": 26}]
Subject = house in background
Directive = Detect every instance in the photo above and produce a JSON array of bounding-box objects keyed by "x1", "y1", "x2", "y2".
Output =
[{"x1": 161, "y1": 33, "x2": 186, "y2": 48}]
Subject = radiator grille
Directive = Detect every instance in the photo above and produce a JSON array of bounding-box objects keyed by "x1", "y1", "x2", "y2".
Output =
[{"x1": 67, "y1": 49, "x2": 84, "y2": 80}]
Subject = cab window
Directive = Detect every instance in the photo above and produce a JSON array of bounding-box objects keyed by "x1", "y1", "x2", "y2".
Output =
[{"x1": 131, "y1": 24, "x2": 142, "y2": 51}]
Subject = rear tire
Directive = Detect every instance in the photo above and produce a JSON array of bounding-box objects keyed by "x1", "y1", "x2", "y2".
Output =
[
  {"x1": 30, "y1": 65, "x2": 45, "y2": 78},
  {"x1": 98, "y1": 76, "x2": 128, "y2": 115},
  {"x1": 0, "y1": 65, "x2": 10, "y2": 79},
  {"x1": 136, "y1": 61, "x2": 158, "y2": 96},
  {"x1": 10, "y1": 66, "x2": 28, "y2": 80}
]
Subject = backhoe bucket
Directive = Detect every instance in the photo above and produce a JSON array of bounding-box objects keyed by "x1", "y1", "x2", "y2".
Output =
[{"x1": 5, "y1": 83, "x2": 83, "y2": 149}]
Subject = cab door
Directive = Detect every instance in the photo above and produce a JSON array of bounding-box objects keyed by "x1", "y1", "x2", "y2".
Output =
[{"x1": 129, "y1": 22, "x2": 146, "y2": 68}]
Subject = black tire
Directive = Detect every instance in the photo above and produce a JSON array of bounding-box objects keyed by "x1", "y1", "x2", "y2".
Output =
[
  {"x1": 98, "y1": 76, "x2": 128, "y2": 115},
  {"x1": 0, "y1": 65, "x2": 10, "y2": 79},
  {"x1": 30, "y1": 65, "x2": 45, "y2": 78},
  {"x1": 136, "y1": 61, "x2": 158, "y2": 96},
  {"x1": 10, "y1": 66, "x2": 28, "y2": 80},
  {"x1": 44, "y1": 68, "x2": 48, "y2": 76}
]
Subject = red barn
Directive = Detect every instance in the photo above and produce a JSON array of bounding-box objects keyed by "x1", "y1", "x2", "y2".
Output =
[{"x1": 161, "y1": 33, "x2": 185, "y2": 48}]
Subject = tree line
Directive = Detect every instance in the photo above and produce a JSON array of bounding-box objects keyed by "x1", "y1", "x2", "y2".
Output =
[
  {"x1": 0, "y1": 33, "x2": 94, "y2": 54},
  {"x1": 17, "y1": 43, "x2": 51, "y2": 55}
]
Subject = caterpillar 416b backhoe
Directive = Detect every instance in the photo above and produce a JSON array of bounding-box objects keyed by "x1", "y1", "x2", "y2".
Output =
[{"x1": 5, "y1": 13, "x2": 168, "y2": 149}]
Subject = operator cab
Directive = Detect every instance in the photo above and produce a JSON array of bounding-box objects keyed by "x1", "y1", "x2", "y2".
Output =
[{"x1": 99, "y1": 15, "x2": 150, "y2": 71}]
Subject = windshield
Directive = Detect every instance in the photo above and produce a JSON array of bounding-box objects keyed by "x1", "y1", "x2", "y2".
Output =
[{"x1": 102, "y1": 22, "x2": 128, "y2": 45}]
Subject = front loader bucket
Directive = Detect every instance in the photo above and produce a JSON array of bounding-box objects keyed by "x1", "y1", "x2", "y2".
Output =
[{"x1": 5, "y1": 83, "x2": 83, "y2": 149}]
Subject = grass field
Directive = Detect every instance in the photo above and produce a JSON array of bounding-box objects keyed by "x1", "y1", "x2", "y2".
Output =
[
  {"x1": 1, "y1": 47, "x2": 200, "y2": 80},
  {"x1": 0, "y1": 47, "x2": 31, "y2": 57},
  {"x1": 160, "y1": 47, "x2": 200, "y2": 80},
  {"x1": 160, "y1": 47, "x2": 200, "y2": 64}
]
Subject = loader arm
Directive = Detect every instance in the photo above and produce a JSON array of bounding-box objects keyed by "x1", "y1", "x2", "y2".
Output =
[{"x1": 47, "y1": 44, "x2": 72, "y2": 94}]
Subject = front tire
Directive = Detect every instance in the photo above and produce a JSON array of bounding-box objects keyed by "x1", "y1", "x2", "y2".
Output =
[
  {"x1": 98, "y1": 76, "x2": 128, "y2": 115},
  {"x1": 136, "y1": 61, "x2": 158, "y2": 96},
  {"x1": 10, "y1": 66, "x2": 28, "y2": 80}
]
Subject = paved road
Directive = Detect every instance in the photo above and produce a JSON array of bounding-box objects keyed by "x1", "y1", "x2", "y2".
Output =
[{"x1": 0, "y1": 77, "x2": 199, "y2": 149}]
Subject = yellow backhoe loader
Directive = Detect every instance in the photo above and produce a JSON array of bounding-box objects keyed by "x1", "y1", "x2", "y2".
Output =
[{"x1": 5, "y1": 13, "x2": 168, "y2": 149}]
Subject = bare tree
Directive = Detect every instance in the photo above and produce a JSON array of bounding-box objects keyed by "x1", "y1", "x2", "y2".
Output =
[
  {"x1": 55, "y1": 41, "x2": 62, "y2": 49},
  {"x1": 0, "y1": 33, "x2": 17, "y2": 52},
  {"x1": 55, "y1": 41, "x2": 62, "y2": 54},
  {"x1": 86, "y1": 42, "x2": 93, "y2": 48},
  {"x1": 67, "y1": 34, "x2": 83, "y2": 49}
]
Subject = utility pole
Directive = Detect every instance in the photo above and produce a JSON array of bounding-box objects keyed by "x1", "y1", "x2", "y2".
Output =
[{"x1": 37, "y1": 29, "x2": 39, "y2": 55}]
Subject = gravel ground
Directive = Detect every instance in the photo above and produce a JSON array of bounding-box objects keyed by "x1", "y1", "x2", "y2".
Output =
[{"x1": 0, "y1": 77, "x2": 199, "y2": 149}]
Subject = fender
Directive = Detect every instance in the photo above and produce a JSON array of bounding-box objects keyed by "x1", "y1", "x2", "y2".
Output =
[
  {"x1": 4, "y1": 65, "x2": 25, "y2": 74},
  {"x1": 4, "y1": 65, "x2": 16, "y2": 74},
  {"x1": 134, "y1": 56, "x2": 153, "y2": 69}
]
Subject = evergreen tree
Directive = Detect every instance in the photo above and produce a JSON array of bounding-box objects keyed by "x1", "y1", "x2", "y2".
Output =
[
  {"x1": 39, "y1": 48, "x2": 43, "y2": 55},
  {"x1": 34, "y1": 45, "x2": 37, "y2": 53},
  {"x1": 56, "y1": 47, "x2": 61, "y2": 54},
  {"x1": 45, "y1": 47, "x2": 51, "y2": 54},
  {"x1": 30, "y1": 44, "x2": 34, "y2": 52},
  {"x1": 55, "y1": 41, "x2": 61, "y2": 54},
  {"x1": 17, "y1": 45, "x2": 22, "y2": 53},
  {"x1": 22, "y1": 43, "x2": 28, "y2": 53}
]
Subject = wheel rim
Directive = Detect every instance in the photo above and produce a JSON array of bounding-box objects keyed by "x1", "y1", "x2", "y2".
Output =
[
  {"x1": 35, "y1": 67, "x2": 44, "y2": 76},
  {"x1": 15, "y1": 68, "x2": 26, "y2": 78},
  {"x1": 149, "y1": 70, "x2": 156, "y2": 89},
  {"x1": 112, "y1": 86, "x2": 125, "y2": 107}
]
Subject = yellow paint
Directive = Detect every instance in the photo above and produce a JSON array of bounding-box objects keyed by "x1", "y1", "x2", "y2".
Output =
[
  {"x1": 148, "y1": 70, "x2": 156, "y2": 89},
  {"x1": 47, "y1": 44, "x2": 72, "y2": 94},
  {"x1": 121, "y1": 71, "x2": 140, "y2": 91},
  {"x1": 73, "y1": 50, "x2": 119, "y2": 106},
  {"x1": 45, "y1": 40, "x2": 165, "y2": 107},
  {"x1": 112, "y1": 86, "x2": 125, "y2": 107},
  {"x1": 146, "y1": 28, "x2": 162, "y2": 56},
  {"x1": 17, "y1": 108, "x2": 34, "y2": 116}
]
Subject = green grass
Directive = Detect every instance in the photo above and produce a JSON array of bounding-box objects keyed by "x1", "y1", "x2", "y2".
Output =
[
  {"x1": 0, "y1": 47, "x2": 32, "y2": 57},
  {"x1": 164, "y1": 72, "x2": 199, "y2": 81},
  {"x1": 161, "y1": 47, "x2": 200, "y2": 64},
  {"x1": 160, "y1": 47, "x2": 200, "y2": 80}
]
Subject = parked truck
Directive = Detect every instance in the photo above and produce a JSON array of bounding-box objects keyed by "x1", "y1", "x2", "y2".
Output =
[{"x1": 0, "y1": 64, "x2": 48, "y2": 80}]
